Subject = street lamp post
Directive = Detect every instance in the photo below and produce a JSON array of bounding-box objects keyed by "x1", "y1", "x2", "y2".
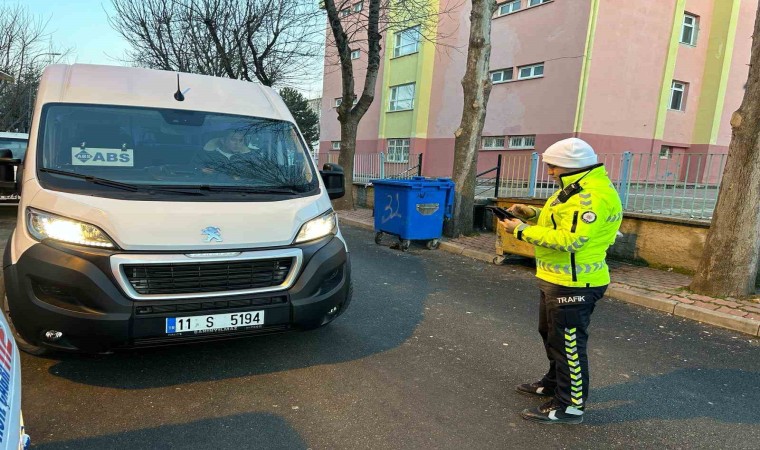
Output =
[{"x1": 26, "y1": 52, "x2": 61, "y2": 132}]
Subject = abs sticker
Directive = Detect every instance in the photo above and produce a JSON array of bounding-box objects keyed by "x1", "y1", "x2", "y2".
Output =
[
  {"x1": 581, "y1": 211, "x2": 597, "y2": 224},
  {"x1": 72, "y1": 147, "x2": 134, "y2": 167}
]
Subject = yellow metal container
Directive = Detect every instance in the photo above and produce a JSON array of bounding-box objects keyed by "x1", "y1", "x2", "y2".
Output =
[{"x1": 492, "y1": 199, "x2": 539, "y2": 264}]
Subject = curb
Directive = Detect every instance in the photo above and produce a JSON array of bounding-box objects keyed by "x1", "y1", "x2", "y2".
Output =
[
  {"x1": 340, "y1": 217, "x2": 374, "y2": 233},
  {"x1": 338, "y1": 217, "x2": 760, "y2": 337}
]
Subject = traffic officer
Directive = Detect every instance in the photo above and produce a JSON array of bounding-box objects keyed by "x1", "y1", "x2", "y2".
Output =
[{"x1": 501, "y1": 138, "x2": 623, "y2": 424}]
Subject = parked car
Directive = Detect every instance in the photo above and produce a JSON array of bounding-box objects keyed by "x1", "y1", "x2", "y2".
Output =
[
  {"x1": 0, "y1": 133, "x2": 27, "y2": 203},
  {"x1": 0, "y1": 64, "x2": 351, "y2": 355},
  {"x1": 0, "y1": 133, "x2": 27, "y2": 161}
]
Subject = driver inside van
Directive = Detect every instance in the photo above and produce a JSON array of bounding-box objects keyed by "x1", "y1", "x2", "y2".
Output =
[{"x1": 194, "y1": 129, "x2": 265, "y2": 176}]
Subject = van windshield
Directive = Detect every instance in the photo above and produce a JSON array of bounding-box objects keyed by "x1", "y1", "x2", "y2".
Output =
[{"x1": 37, "y1": 104, "x2": 318, "y2": 199}]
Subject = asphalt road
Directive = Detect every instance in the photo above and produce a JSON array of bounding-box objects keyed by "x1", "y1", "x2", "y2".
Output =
[{"x1": 6, "y1": 220, "x2": 760, "y2": 449}]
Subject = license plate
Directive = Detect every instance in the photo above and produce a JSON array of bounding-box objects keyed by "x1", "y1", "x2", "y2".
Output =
[{"x1": 165, "y1": 310, "x2": 265, "y2": 334}]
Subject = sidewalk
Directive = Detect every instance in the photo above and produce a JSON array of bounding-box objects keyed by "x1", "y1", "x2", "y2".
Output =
[{"x1": 338, "y1": 208, "x2": 760, "y2": 337}]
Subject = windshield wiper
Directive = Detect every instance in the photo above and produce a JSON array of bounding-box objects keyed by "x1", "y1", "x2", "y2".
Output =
[
  {"x1": 40, "y1": 168, "x2": 140, "y2": 192},
  {"x1": 144, "y1": 186, "x2": 206, "y2": 196},
  {"x1": 40, "y1": 168, "x2": 204, "y2": 196},
  {"x1": 209, "y1": 185, "x2": 300, "y2": 194},
  {"x1": 167, "y1": 185, "x2": 300, "y2": 194}
]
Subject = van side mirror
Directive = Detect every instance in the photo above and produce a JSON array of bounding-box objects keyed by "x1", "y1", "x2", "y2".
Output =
[
  {"x1": 319, "y1": 163, "x2": 345, "y2": 200},
  {"x1": 0, "y1": 149, "x2": 21, "y2": 196}
]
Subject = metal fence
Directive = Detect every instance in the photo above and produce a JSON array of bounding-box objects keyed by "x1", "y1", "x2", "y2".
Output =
[
  {"x1": 477, "y1": 152, "x2": 727, "y2": 221},
  {"x1": 313, "y1": 152, "x2": 422, "y2": 184}
]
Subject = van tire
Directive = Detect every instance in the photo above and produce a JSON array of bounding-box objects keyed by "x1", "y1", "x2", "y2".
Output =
[{"x1": 0, "y1": 273, "x2": 48, "y2": 356}]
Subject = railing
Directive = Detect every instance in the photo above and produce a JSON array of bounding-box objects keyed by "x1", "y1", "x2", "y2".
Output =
[
  {"x1": 314, "y1": 152, "x2": 422, "y2": 184},
  {"x1": 475, "y1": 154, "x2": 502, "y2": 198},
  {"x1": 477, "y1": 151, "x2": 727, "y2": 221}
]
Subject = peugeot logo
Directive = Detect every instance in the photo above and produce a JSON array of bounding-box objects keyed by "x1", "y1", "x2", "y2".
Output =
[{"x1": 201, "y1": 227, "x2": 223, "y2": 243}]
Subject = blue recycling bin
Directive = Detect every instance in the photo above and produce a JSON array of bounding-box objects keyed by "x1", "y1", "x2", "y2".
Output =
[{"x1": 371, "y1": 177, "x2": 455, "y2": 250}]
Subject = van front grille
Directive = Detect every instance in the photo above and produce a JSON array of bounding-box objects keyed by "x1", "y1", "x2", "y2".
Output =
[{"x1": 122, "y1": 258, "x2": 294, "y2": 295}]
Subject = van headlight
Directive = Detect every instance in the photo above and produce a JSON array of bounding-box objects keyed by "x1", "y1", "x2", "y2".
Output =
[
  {"x1": 27, "y1": 208, "x2": 116, "y2": 248},
  {"x1": 294, "y1": 210, "x2": 337, "y2": 244}
]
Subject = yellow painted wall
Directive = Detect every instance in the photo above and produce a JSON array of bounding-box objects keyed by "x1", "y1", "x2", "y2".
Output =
[
  {"x1": 573, "y1": 0, "x2": 600, "y2": 133},
  {"x1": 692, "y1": 0, "x2": 741, "y2": 145},
  {"x1": 379, "y1": 1, "x2": 439, "y2": 140},
  {"x1": 653, "y1": 0, "x2": 687, "y2": 140}
]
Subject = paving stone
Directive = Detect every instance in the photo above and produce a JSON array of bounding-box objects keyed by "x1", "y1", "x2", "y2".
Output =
[
  {"x1": 691, "y1": 301, "x2": 720, "y2": 311},
  {"x1": 712, "y1": 299, "x2": 743, "y2": 308},
  {"x1": 743, "y1": 305, "x2": 760, "y2": 315},
  {"x1": 689, "y1": 294, "x2": 719, "y2": 303},
  {"x1": 669, "y1": 295, "x2": 695, "y2": 304},
  {"x1": 716, "y1": 306, "x2": 749, "y2": 317}
]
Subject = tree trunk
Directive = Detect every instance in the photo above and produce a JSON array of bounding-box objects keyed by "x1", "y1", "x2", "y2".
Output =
[
  {"x1": 689, "y1": 6, "x2": 760, "y2": 297},
  {"x1": 333, "y1": 119, "x2": 358, "y2": 210},
  {"x1": 444, "y1": 0, "x2": 495, "y2": 238}
]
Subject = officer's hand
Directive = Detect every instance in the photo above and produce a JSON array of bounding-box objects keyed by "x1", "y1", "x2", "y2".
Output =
[
  {"x1": 507, "y1": 204, "x2": 535, "y2": 220},
  {"x1": 501, "y1": 218, "x2": 523, "y2": 234}
]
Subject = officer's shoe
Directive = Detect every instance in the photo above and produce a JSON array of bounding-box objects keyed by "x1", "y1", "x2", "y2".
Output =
[
  {"x1": 521, "y1": 399, "x2": 584, "y2": 424},
  {"x1": 515, "y1": 381, "x2": 555, "y2": 397}
]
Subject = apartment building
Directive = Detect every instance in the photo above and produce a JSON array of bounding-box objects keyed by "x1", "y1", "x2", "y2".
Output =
[{"x1": 319, "y1": 0, "x2": 755, "y2": 177}]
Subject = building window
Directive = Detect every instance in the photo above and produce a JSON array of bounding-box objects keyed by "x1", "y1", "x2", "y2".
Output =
[
  {"x1": 387, "y1": 138, "x2": 410, "y2": 163},
  {"x1": 339, "y1": 8, "x2": 351, "y2": 17},
  {"x1": 334, "y1": 98, "x2": 342, "y2": 107},
  {"x1": 490, "y1": 68, "x2": 514, "y2": 84},
  {"x1": 332, "y1": 141, "x2": 341, "y2": 151},
  {"x1": 681, "y1": 13, "x2": 698, "y2": 46},
  {"x1": 389, "y1": 83, "x2": 415, "y2": 111},
  {"x1": 351, "y1": 49, "x2": 360, "y2": 60},
  {"x1": 352, "y1": 1, "x2": 363, "y2": 12},
  {"x1": 528, "y1": 0, "x2": 549, "y2": 6},
  {"x1": 509, "y1": 135, "x2": 536, "y2": 149},
  {"x1": 659, "y1": 146, "x2": 672, "y2": 159},
  {"x1": 482, "y1": 136, "x2": 506, "y2": 149},
  {"x1": 498, "y1": 0, "x2": 521, "y2": 16},
  {"x1": 393, "y1": 25, "x2": 421, "y2": 58},
  {"x1": 670, "y1": 81, "x2": 687, "y2": 111},
  {"x1": 518, "y1": 63, "x2": 544, "y2": 80}
]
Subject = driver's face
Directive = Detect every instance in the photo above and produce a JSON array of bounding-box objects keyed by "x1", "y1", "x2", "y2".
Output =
[{"x1": 223, "y1": 133, "x2": 247, "y2": 153}]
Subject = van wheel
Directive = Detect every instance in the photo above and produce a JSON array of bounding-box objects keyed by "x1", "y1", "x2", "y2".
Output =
[{"x1": 0, "y1": 275, "x2": 48, "y2": 356}]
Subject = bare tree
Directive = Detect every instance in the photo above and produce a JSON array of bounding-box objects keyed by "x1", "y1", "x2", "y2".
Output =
[
  {"x1": 323, "y1": 0, "x2": 445, "y2": 210},
  {"x1": 444, "y1": 0, "x2": 496, "y2": 237},
  {"x1": 690, "y1": 5, "x2": 760, "y2": 297},
  {"x1": 0, "y1": 5, "x2": 67, "y2": 132},
  {"x1": 109, "y1": 0, "x2": 325, "y2": 87}
]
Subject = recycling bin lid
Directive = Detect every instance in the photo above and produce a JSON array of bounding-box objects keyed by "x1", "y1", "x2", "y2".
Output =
[{"x1": 371, "y1": 176, "x2": 454, "y2": 188}]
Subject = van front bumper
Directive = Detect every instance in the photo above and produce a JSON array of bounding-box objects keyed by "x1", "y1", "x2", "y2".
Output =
[{"x1": 2, "y1": 235, "x2": 351, "y2": 353}]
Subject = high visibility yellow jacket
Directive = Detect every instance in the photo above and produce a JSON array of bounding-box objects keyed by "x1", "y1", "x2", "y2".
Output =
[{"x1": 513, "y1": 164, "x2": 623, "y2": 287}]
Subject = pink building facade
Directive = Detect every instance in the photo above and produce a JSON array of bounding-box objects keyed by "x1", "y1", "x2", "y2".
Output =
[{"x1": 320, "y1": 0, "x2": 755, "y2": 179}]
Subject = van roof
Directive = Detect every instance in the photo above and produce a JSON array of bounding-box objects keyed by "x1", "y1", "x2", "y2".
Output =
[{"x1": 36, "y1": 64, "x2": 294, "y2": 122}]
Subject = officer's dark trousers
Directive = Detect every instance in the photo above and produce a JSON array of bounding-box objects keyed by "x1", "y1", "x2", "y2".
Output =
[{"x1": 537, "y1": 280, "x2": 607, "y2": 408}]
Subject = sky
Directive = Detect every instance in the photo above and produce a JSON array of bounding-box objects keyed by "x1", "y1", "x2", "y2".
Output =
[{"x1": 5, "y1": 0, "x2": 324, "y2": 98}]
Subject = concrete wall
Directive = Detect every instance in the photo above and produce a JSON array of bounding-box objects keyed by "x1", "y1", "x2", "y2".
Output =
[
  {"x1": 494, "y1": 197, "x2": 713, "y2": 274},
  {"x1": 611, "y1": 214, "x2": 708, "y2": 272}
]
